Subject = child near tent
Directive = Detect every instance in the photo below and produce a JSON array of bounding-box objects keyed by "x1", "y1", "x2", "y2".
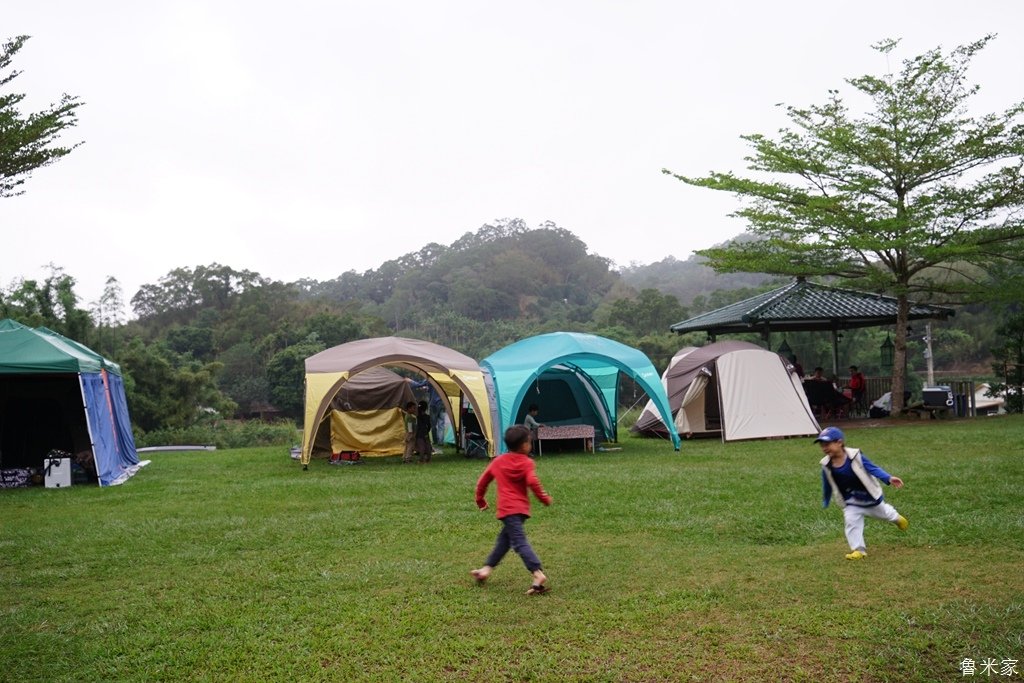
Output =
[
  {"x1": 815, "y1": 426, "x2": 908, "y2": 560},
  {"x1": 402, "y1": 401, "x2": 417, "y2": 463},
  {"x1": 415, "y1": 400, "x2": 432, "y2": 463},
  {"x1": 523, "y1": 404, "x2": 544, "y2": 456},
  {"x1": 471, "y1": 425, "x2": 553, "y2": 595}
]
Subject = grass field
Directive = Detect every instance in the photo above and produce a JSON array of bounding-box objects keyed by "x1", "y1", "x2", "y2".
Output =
[{"x1": 2, "y1": 416, "x2": 1022, "y2": 682}]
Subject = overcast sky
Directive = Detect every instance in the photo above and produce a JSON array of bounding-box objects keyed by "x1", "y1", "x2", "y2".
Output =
[{"x1": 5, "y1": 1, "x2": 1023, "y2": 311}]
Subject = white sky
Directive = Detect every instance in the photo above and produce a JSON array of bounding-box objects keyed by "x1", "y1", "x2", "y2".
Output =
[{"x1": 4, "y1": 1, "x2": 1023, "y2": 310}]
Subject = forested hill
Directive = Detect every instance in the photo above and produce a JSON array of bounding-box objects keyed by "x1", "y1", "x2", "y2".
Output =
[{"x1": 2, "y1": 219, "x2": 1002, "y2": 430}]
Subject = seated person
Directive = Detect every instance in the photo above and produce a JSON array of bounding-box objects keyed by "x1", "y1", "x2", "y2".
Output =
[
  {"x1": 808, "y1": 366, "x2": 828, "y2": 382},
  {"x1": 803, "y1": 371, "x2": 852, "y2": 416}
]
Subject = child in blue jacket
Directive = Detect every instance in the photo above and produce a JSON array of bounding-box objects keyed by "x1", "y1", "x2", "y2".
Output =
[{"x1": 816, "y1": 426, "x2": 908, "y2": 560}]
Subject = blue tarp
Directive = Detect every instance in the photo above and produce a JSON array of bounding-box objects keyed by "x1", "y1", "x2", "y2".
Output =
[{"x1": 482, "y1": 332, "x2": 681, "y2": 450}]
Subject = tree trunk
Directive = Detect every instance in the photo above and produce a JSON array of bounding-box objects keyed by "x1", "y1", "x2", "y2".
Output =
[{"x1": 892, "y1": 294, "x2": 909, "y2": 414}]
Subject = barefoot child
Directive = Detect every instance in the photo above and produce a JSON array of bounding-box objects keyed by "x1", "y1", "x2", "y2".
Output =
[
  {"x1": 471, "y1": 425, "x2": 553, "y2": 594},
  {"x1": 816, "y1": 426, "x2": 909, "y2": 560}
]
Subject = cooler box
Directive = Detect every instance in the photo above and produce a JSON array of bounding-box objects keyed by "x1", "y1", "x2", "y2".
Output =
[
  {"x1": 44, "y1": 457, "x2": 71, "y2": 488},
  {"x1": 922, "y1": 386, "x2": 954, "y2": 409}
]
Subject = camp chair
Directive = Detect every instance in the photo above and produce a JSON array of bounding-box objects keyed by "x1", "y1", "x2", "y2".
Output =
[{"x1": 464, "y1": 433, "x2": 488, "y2": 458}]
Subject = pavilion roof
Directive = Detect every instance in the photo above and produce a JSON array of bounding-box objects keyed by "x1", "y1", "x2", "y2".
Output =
[{"x1": 669, "y1": 278, "x2": 955, "y2": 336}]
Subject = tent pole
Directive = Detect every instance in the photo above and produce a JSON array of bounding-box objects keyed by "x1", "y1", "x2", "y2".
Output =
[
  {"x1": 77, "y1": 373, "x2": 102, "y2": 487},
  {"x1": 831, "y1": 330, "x2": 840, "y2": 378}
]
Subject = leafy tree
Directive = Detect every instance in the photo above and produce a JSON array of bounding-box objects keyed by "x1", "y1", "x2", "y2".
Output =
[
  {"x1": 301, "y1": 311, "x2": 365, "y2": 349},
  {"x1": 0, "y1": 265, "x2": 91, "y2": 340},
  {"x1": 118, "y1": 339, "x2": 236, "y2": 431},
  {"x1": 131, "y1": 264, "x2": 266, "y2": 320},
  {"x1": 0, "y1": 36, "x2": 83, "y2": 197},
  {"x1": 606, "y1": 288, "x2": 687, "y2": 336},
  {"x1": 165, "y1": 325, "x2": 216, "y2": 361},
  {"x1": 665, "y1": 36, "x2": 1024, "y2": 413},
  {"x1": 988, "y1": 311, "x2": 1024, "y2": 413},
  {"x1": 216, "y1": 339, "x2": 271, "y2": 417},
  {"x1": 266, "y1": 339, "x2": 324, "y2": 418}
]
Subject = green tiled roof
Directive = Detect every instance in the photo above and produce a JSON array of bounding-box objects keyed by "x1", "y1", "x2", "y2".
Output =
[{"x1": 670, "y1": 278, "x2": 954, "y2": 335}]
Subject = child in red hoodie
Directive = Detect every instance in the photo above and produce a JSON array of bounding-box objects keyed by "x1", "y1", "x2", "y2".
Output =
[{"x1": 471, "y1": 425, "x2": 553, "y2": 595}]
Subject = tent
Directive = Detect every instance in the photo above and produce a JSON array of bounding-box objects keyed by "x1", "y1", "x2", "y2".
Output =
[
  {"x1": 482, "y1": 332, "x2": 681, "y2": 450},
  {"x1": 632, "y1": 340, "x2": 820, "y2": 441},
  {"x1": 301, "y1": 337, "x2": 495, "y2": 464},
  {"x1": 0, "y1": 319, "x2": 143, "y2": 486}
]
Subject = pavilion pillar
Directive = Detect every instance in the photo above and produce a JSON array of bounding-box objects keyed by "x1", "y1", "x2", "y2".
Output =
[{"x1": 830, "y1": 330, "x2": 840, "y2": 378}]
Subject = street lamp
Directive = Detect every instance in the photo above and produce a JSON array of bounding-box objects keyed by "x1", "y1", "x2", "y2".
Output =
[{"x1": 880, "y1": 334, "x2": 894, "y2": 375}]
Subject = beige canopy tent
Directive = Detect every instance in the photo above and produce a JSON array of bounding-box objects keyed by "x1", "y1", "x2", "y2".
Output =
[{"x1": 301, "y1": 337, "x2": 494, "y2": 466}]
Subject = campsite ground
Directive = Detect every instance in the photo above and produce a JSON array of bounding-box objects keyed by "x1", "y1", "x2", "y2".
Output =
[{"x1": 2, "y1": 415, "x2": 1022, "y2": 682}]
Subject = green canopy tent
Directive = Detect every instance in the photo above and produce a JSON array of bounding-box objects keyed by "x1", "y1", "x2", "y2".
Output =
[{"x1": 0, "y1": 319, "x2": 143, "y2": 486}]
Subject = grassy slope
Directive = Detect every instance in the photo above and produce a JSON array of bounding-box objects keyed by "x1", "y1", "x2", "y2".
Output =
[{"x1": 2, "y1": 416, "x2": 1022, "y2": 682}]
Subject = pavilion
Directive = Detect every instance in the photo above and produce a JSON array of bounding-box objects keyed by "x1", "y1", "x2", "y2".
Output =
[{"x1": 669, "y1": 277, "x2": 955, "y2": 376}]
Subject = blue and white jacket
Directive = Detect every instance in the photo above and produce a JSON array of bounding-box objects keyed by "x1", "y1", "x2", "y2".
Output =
[{"x1": 821, "y1": 447, "x2": 894, "y2": 508}]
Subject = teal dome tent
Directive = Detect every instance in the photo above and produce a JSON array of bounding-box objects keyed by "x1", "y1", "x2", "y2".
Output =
[{"x1": 482, "y1": 332, "x2": 680, "y2": 451}]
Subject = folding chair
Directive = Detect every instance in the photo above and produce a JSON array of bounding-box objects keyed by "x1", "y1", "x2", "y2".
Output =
[{"x1": 464, "y1": 433, "x2": 488, "y2": 458}]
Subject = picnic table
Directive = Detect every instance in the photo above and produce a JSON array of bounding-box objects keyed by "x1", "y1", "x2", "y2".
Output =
[{"x1": 536, "y1": 425, "x2": 595, "y2": 455}]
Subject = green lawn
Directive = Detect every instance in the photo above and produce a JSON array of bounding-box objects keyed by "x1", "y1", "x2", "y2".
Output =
[{"x1": 2, "y1": 416, "x2": 1022, "y2": 682}]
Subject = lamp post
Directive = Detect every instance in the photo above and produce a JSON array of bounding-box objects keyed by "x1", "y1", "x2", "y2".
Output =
[{"x1": 880, "y1": 334, "x2": 894, "y2": 376}]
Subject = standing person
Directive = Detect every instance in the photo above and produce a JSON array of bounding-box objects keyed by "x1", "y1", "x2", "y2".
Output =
[
  {"x1": 792, "y1": 356, "x2": 805, "y2": 378},
  {"x1": 847, "y1": 365, "x2": 867, "y2": 410},
  {"x1": 401, "y1": 401, "x2": 417, "y2": 464},
  {"x1": 470, "y1": 425, "x2": 553, "y2": 595},
  {"x1": 415, "y1": 400, "x2": 432, "y2": 463},
  {"x1": 523, "y1": 404, "x2": 544, "y2": 456},
  {"x1": 816, "y1": 426, "x2": 908, "y2": 560}
]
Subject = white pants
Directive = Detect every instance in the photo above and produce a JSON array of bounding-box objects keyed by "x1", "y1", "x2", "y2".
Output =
[{"x1": 843, "y1": 501, "x2": 900, "y2": 553}]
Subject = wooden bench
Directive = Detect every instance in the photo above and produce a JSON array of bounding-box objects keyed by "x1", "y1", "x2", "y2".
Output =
[{"x1": 901, "y1": 405, "x2": 950, "y2": 419}]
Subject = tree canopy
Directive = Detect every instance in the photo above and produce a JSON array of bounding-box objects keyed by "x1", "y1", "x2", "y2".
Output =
[
  {"x1": 664, "y1": 35, "x2": 1024, "y2": 412},
  {"x1": 0, "y1": 35, "x2": 83, "y2": 197}
]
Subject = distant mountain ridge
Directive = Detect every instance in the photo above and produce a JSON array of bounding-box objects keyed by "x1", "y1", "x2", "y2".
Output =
[{"x1": 618, "y1": 254, "x2": 778, "y2": 307}]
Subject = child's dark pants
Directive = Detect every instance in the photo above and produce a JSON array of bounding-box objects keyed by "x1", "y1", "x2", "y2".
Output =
[{"x1": 484, "y1": 513, "x2": 541, "y2": 572}]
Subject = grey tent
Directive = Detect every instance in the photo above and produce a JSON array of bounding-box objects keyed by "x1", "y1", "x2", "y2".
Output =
[{"x1": 632, "y1": 341, "x2": 820, "y2": 441}]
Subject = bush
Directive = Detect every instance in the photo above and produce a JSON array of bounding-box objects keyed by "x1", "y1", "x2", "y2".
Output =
[{"x1": 135, "y1": 419, "x2": 299, "y2": 450}]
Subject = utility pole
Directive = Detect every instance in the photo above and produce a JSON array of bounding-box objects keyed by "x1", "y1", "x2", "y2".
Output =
[{"x1": 924, "y1": 322, "x2": 935, "y2": 386}]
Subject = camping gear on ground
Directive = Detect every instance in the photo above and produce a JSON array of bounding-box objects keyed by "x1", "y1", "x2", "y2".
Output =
[
  {"x1": 44, "y1": 451, "x2": 71, "y2": 488},
  {"x1": 632, "y1": 341, "x2": 819, "y2": 442},
  {"x1": 922, "y1": 385, "x2": 965, "y2": 415},
  {"x1": 483, "y1": 332, "x2": 680, "y2": 451},
  {"x1": 0, "y1": 468, "x2": 32, "y2": 488},
  {"x1": 0, "y1": 319, "x2": 143, "y2": 486}
]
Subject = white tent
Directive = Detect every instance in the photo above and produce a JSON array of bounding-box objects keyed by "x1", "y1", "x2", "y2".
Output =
[{"x1": 632, "y1": 341, "x2": 820, "y2": 442}]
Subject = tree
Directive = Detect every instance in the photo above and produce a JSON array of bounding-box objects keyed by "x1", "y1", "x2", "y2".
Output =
[
  {"x1": 0, "y1": 36, "x2": 83, "y2": 197},
  {"x1": 665, "y1": 36, "x2": 1024, "y2": 413},
  {"x1": 606, "y1": 288, "x2": 687, "y2": 336},
  {"x1": 988, "y1": 310, "x2": 1024, "y2": 414},
  {"x1": 1, "y1": 265, "x2": 91, "y2": 340},
  {"x1": 118, "y1": 339, "x2": 236, "y2": 431},
  {"x1": 266, "y1": 339, "x2": 324, "y2": 418}
]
